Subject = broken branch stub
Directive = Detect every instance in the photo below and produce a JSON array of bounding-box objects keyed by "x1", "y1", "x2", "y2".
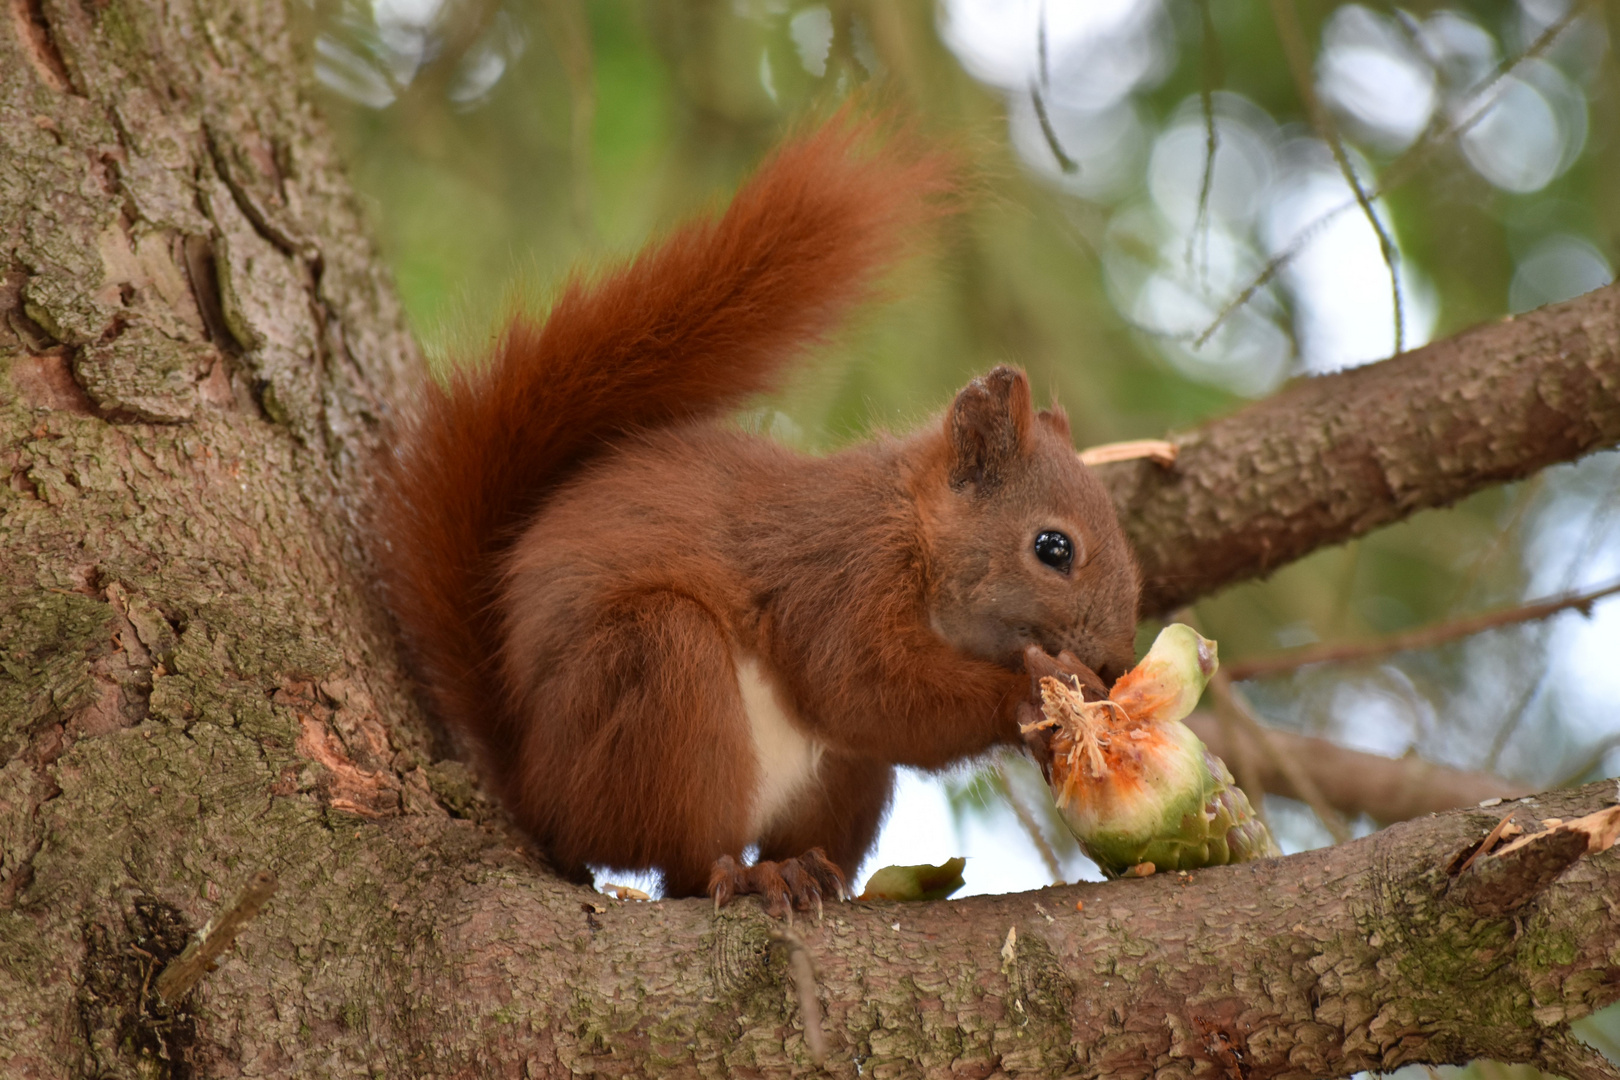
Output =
[
  {"x1": 154, "y1": 869, "x2": 279, "y2": 1004},
  {"x1": 1448, "y1": 806, "x2": 1620, "y2": 918}
]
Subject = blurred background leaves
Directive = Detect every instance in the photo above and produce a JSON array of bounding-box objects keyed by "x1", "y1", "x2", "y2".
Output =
[{"x1": 308, "y1": 0, "x2": 1618, "y2": 1062}]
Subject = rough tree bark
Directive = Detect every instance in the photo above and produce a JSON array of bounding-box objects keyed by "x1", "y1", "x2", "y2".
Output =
[
  {"x1": 2, "y1": 1, "x2": 1617, "y2": 1078},
  {"x1": 1097, "y1": 287, "x2": 1620, "y2": 618}
]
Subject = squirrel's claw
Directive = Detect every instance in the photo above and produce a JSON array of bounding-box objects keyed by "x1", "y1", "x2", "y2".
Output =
[{"x1": 708, "y1": 848, "x2": 846, "y2": 919}]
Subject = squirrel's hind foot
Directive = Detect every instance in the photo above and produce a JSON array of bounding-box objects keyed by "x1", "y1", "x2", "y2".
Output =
[{"x1": 709, "y1": 849, "x2": 845, "y2": 920}]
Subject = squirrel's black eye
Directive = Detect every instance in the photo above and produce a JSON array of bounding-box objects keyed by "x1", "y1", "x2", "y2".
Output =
[{"x1": 1034, "y1": 530, "x2": 1074, "y2": 574}]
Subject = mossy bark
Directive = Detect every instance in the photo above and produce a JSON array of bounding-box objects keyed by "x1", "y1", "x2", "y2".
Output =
[{"x1": 2, "y1": 0, "x2": 1618, "y2": 1078}]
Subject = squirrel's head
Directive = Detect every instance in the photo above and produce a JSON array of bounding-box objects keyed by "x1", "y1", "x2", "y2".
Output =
[{"x1": 917, "y1": 366, "x2": 1140, "y2": 683}]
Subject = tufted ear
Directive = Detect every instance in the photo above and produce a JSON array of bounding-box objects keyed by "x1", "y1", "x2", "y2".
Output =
[
  {"x1": 1036, "y1": 405, "x2": 1071, "y2": 440},
  {"x1": 945, "y1": 366, "x2": 1035, "y2": 490}
]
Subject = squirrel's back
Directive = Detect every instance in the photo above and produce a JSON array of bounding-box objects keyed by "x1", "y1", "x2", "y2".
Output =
[{"x1": 373, "y1": 115, "x2": 953, "y2": 764}]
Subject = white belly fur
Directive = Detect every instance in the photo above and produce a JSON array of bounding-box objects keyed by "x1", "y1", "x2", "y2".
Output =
[{"x1": 734, "y1": 652, "x2": 824, "y2": 840}]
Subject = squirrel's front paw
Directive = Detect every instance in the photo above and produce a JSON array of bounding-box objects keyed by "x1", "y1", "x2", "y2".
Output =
[
  {"x1": 708, "y1": 849, "x2": 845, "y2": 919},
  {"x1": 1020, "y1": 645, "x2": 1109, "y2": 776},
  {"x1": 1022, "y1": 643, "x2": 1108, "y2": 701}
]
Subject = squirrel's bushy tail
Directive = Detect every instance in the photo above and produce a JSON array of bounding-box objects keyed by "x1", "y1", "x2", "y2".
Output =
[{"x1": 374, "y1": 114, "x2": 954, "y2": 746}]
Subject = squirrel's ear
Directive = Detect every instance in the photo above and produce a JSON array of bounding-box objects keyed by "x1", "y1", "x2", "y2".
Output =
[
  {"x1": 945, "y1": 366, "x2": 1034, "y2": 490},
  {"x1": 1036, "y1": 405, "x2": 1070, "y2": 440}
]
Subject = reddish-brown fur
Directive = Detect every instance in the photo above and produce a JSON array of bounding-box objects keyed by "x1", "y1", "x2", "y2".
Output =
[{"x1": 375, "y1": 116, "x2": 1140, "y2": 908}]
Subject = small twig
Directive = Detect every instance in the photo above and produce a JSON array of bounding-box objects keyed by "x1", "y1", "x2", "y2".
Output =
[
  {"x1": 136, "y1": 947, "x2": 156, "y2": 1007},
  {"x1": 770, "y1": 926, "x2": 828, "y2": 1065},
  {"x1": 1268, "y1": 0, "x2": 1404, "y2": 355},
  {"x1": 1184, "y1": 0, "x2": 1224, "y2": 283},
  {"x1": 1195, "y1": 0, "x2": 1592, "y2": 348},
  {"x1": 1029, "y1": 83, "x2": 1079, "y2": 175},
  {"x1": 1015, "y1": 0, "x2": 1074, "y2": 177},
  {"x1": 995, "y1": 758, "x2": 1065, "y2": 885},
  {"x1": 1214, "y1": 693, "x2": 1271, "y2": 831},
  {"x1": 1027, "y1": 3, "x2": 1077, "y2": 174},
  {"x1": 1078, "y1": 440, "x2": 1178, "y2": 468},
  {"x1": 1454, "y1": 809, "x2": 1517, "y2": 876},
  {"x1": 1036, "y1": 0, "x2": 1050, "y2": 88},
  {"x1": 1539, "y1": 1031, "x2": 1620, "y2": 1080},
  {"x1": 1225, "y1": 579, "x2": 1620, "y2": 681},
  {"x1": 154, "y1": 869, "x2": 278, "y2": 1004},
  {"x1": 1209, "y1": 672, "x2": 1352, "y2": 844}
]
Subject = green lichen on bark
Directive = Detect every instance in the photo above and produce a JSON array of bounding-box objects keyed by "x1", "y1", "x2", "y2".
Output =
[
  {"x1": 0, "y1": 0, "x2": 428, "y2": 1068},
  {"x1": 0, "y1": 591, "x2": 116, "y2": 742}
]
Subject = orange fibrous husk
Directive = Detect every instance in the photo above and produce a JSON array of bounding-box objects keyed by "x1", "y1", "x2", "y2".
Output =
[
  {"x1": 1024, "y1": 624, "x2": 1279, "y2": 876},
  {"x1": 1031, "y1": 676, "x2": 1163, "y2": 812},
  {"x1": 1106, "y1": 673, "x2": 1183, "y2": 730}
]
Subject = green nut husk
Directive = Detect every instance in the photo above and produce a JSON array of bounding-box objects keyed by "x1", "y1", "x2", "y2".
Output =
[
  {"x1": 1028, "y1": 624, "x2": 1280, "y2": 878},
  {"x1": 858, "y1": 857, "x2": 968, "y2": 901}
]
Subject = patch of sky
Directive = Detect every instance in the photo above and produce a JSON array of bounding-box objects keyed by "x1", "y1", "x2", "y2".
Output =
[
  {"x1": 1262, "y1": 138, "x2": 1437, "y2": 371},
  {"x1": 371, "y1": 0, "x2": 443, "y2": 86},
  {"x1": 1417, "y1": 9, "x2": 1500, "y2": 91},
  {"x1": 315, "y1": 0, "x2": 527, "y2": 109},
  {"x1": 1509, "y1": 235, "x2": 1613, "y2": 314},
  {"x1": 789, "y1": 5, "x2": 834, "y2": 78},
  {"x1": 1147, "y1": 95, "x2": 1279, "y2": 233},
  {"x1": 1006, "y1": 95, "x2": 1149, "y2": 200},
  {"x1": 1261, "y1": 795, "x2": 1340, "y2": 853},
  {"x1": 939, "y1": 0, "x2": 1172, "y2": 107},
  {"x1": 1459, "y1": 58, "x2": 1587, "y2": 194},
  {"x1": 1096, "y1": 94, "x2": 1293, "y2": 395},
  {"x1": 448, "y1": 12, "x2": 524, "y2": 108},
  {"x1": 1514, "y1": 0, "x2": 1610, "y2": 81},
  {"x1": 1324, "y1": 672, "x2": 1432, "y2": 760},
  {"x1": 1513, "y1": 452, "x2": 1620, "y2": 782},
  {"x1": 859, "y1": 764, "x2": 1102, "y2": 898},
  {"x1": 1317, "y1": 5, "x2": 1438, "y2": 153},
  {"x1": 954, "y1": 0, "x2": 1172, "y2": 195},
  {"x1": 316, "y1": 32, "x2": 398, "y2": 109}
]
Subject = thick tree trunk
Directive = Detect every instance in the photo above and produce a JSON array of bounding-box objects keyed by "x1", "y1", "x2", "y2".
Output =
[{"x1": 2, "y1": 1, "x2": 1618, "y2": 1078}]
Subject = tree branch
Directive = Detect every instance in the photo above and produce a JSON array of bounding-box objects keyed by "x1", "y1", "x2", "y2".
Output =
[
  {"x1": 1225, "y1": 579, "x2": 1620, "y2": 682},
  {"x1": 234, "y1": 779, "x2": 1614, "y2": 1077},
  {"x1": 1540, "y1": 1032, "x2": 1620, "y2": 1080},
  {"x1": 1185, "y1": 712, "x2": 1533, "y2": 824},
  {"x1": 1208, "y1": 671, "x2": 1352, "y2": 842},
  {"x1": 1101, "y1": 283, "x2": 1620, "y2": 617}
]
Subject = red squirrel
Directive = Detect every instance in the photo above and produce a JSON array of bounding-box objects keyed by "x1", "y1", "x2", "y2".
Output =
[{"x1": 375, "y1": 116, "x2": 1141, "y2": 913}]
